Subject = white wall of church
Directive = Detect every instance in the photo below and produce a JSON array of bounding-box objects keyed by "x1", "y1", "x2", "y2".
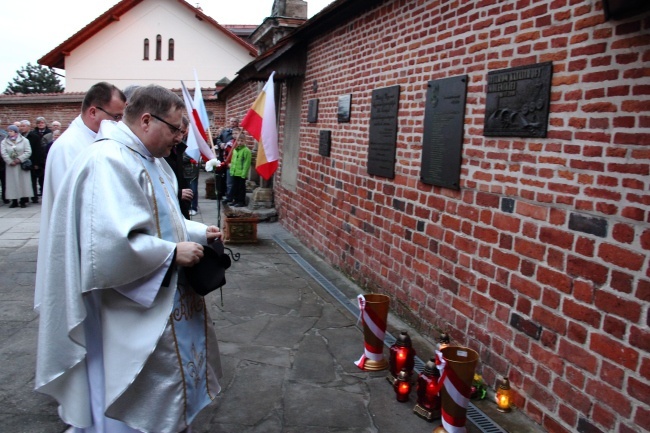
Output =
[{"x1": 63, "y1": 0, "x2": 254, "y2": 92}]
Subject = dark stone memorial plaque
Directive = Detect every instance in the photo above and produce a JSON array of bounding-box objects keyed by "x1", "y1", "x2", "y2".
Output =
[
  {"x1": 484, "y1": 62, "x2": 553, "y2": 138},
  {"x1": 420, "y1": 75, "x2": 468, "y2": 190},
  {"x1": 308, "y1": 99, "x2": 319, "y2": 123},
  {"x1": 319, "y1": 130, "x2": 331, "y2": 157},
  {"x1": 338, "y1": 94, "x2": 351, "y2": 123},
  {"x1": 603, "y1": 0, "x2": 650, "y2": 19},
  {"x1": 368, "y1": 85, "x2": 400, "y2": 178}
]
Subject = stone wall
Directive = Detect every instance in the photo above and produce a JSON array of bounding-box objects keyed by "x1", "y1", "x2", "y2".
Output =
[{"x1": 267, "y1": 1, "x2": 650, "y2": 432}]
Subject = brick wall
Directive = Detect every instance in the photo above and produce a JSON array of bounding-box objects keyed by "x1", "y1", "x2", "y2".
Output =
[
  {"x1": 264, "y1": 1, "x2": 649, "y2": 432},
  {"x1": 223, "y1": 80, "x2": 262, "y2": 126},
  {"x1": 0, "y1": 100, "x2": 83, "y2": 132},
  {"x1": 0, "y1": 93, "x2": 224, "y2": 140}
]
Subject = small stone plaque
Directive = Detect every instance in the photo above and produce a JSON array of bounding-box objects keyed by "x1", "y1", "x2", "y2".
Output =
[
  {"x1": 338, "y1": 94, "x2": 351, "y2": 123},
  {"x1": 420, "y1": 75, "x2": 468, "y2": 190},
  {"x1": 308, "y1": 99, "x2": 319, "y2": 123},
  {"x1": 484, "y1": 62, "x2": 553, "y2": 138},
  {"x1": 319, "y1": 130, "x2": 331, "y2": 157},
  {"x1": 368, "y1": 85, "x2": 400, "y2": 178},
  {"x1": 603, "y1": 0, "x2": 650, "y2": 19}
]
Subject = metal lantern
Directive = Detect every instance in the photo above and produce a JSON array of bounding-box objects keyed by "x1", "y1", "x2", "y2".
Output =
[
  {"x1": 437, "y1": 332, "x2": 450, "y2": 351},
  {"x1": 413, "y1": 357, "x2": 441, "y2": 421},
  {"x1": 387, "y1": 331, "x2": 416, "y2": 384},
  {"x1": 496, "y1": 377, "x2": 512, "y2": 412},
  {"x1": 393, "y1": 369, "x2": 412, "y2": 402}
]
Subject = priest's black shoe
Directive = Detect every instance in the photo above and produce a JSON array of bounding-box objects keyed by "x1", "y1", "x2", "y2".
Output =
[{"x1": 9, "y1": 201, "x2": 18, "y2": 208}]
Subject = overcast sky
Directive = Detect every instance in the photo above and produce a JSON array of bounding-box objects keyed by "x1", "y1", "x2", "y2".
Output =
[{"x1": 0, "y1": 0, "x2": 332, "y2": 91}]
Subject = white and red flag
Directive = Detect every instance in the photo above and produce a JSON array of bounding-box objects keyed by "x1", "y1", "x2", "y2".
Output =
[
  {"x1": 181, "y1": 79, "x2": 214, "y2": 162},
  {"x1": 241, "y1": 71, "x2": 279, "y2": 181}
]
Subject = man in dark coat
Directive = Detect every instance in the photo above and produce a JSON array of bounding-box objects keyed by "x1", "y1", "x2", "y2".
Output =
[
  {"x1": 163, "y1": 118, "x2": 193, "y2": 219},
  {"x1": 0, "y1": 122, "x2": 7, "y2": 204},
  {"x1": 19, "y1": 120, "x2": 45, "y2": 203}
]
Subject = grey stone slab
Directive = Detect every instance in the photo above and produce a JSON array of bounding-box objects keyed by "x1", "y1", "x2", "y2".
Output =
[
  {"x1": 210, "y1": 362, "x2": 286, "y2": 426},
  {"x1": 320, "y1": 327, "x2": 385, "y2": 375},
  {"x1": 0, "y1": 301, "x2": 38, "y2": 321},
  {"x1": 298, "y1": 292, "x2": 324, "y2": 317},
  {"x1": 218, "y1": 341, "x2": 292, "y2": 368},
  {"x1": 0, "y1": 413, "x2": 66, "y2": 433},
  {"x1": 0, "y1": 240, "x2": 29, "y2": 248},
  {"x1": 290, "y1": 334, "x2": 336, "y2": 384},
  {"x1": 216, "y1": 315, "x2": 270, "y2": 344},
  {"x1": 236, "y1": 285, "x2": 304, "y2": 311},
  {"x1": 254, "y1": 316, "x2": 318, "y2": 347},
  {"x1": 215, "y1": 293, "x2": 293, "y2": 318},
  {"x1": 315, "y1": 304, "x2": 356, "y2": 329},
  {"x1": 283, "y1": 382, "x2": 371, "y2": 429},
  {"x1": 0, "y1": 232, "x2": 34, "y2": 240}
]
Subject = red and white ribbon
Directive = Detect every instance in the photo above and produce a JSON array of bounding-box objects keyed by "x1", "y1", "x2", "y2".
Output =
[{"x1": 354, "y1": 294, "x2": 386, "y2": 369}]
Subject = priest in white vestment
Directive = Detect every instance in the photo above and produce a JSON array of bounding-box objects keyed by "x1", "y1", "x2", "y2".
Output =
[
  {"x1": 35, "y1": 82, "x2": 127, "y2": 311},
  {"x1": 35, "y1": 85, "x2": 223, "y2": 433}
]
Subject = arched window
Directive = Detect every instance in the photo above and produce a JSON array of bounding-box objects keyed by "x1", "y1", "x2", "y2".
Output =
[
  {"x1": 168, "y1": 38, "x2": 175, "y2": 61},
  {"x1": 143, "y1": 38, "x2": 149, "y2": 60},
  {"x1": 156, "y1": 34, "x2": 162, "y2": 60}
]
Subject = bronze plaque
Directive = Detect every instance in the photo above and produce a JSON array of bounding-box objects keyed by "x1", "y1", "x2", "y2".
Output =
[
  {"x1": 368, "y1": 85, "x2": 400, "y2": 178},
  {"x1": 319, "y1": 130, "x2": 331, "y2": 157},
  {"x1": 420, "y1": 75, "x2": 468, "y2": 190},
  {"x1": 308, "y1": 99, "x2": 318, "y2": 123},
  {"x1": 484, "y1": 62, "x2": 553, "y2": 138}
]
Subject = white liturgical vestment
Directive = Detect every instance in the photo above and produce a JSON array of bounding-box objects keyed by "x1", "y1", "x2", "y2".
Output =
[{"x1": 35, "y1": 121, "x2": 222, "y2": 433}]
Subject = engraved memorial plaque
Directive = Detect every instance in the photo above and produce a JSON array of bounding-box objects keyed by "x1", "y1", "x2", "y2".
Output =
[
  {"x1": 319, "y1": 130, "x2": 331, "y2": 157},
  {"x1": 484, "y1": 62, "x2": 553, "y2": 138},
  {"x1": 420, "y1": 75, "x2": 468, "y2": 190},
  {"x1": 338, "y1": 94, "x2": 351, "y2": 123},
  {"x1": 603, "y1": 0, "x2": 650, "y2": 19},
  {"x1": 308, "y1": 99, "x2": 319, "y2": 123},
  {"x1": 368, "y1": 85, "x2": 400, "y2": 178}
]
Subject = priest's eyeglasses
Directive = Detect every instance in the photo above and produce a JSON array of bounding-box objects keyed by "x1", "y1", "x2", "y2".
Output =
[
  {"x1": 150, "y1": 113, "x2": 184, "y2": 135},
  {"x1": 95, "y1": 106, "x2": 123, "y2": 121}
]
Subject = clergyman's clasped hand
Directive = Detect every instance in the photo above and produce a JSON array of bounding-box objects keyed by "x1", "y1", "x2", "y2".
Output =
[{"x1": 176, "y1": 242, "x2": 204, "y2": 266}]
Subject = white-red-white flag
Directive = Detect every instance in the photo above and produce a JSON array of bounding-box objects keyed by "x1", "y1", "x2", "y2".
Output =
[
  {"x1": 241, "y1": 71, "x2": 278, "y2": 181},
  {"x1": 181, "y1": 80, "x2": 214, "y2": 162}
]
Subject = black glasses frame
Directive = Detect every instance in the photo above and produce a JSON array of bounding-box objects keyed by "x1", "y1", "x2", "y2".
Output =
[
  {"x1": 95, "y1": 106, "x2": 123, "y2": 121},
  {"x1": 150, "y1": 113, "x2": 183, "y2": 135}
]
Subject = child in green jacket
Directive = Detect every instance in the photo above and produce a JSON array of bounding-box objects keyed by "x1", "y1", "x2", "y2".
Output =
[{"x1": 229, "y1": 128, "x2": 251, "y2": 207}]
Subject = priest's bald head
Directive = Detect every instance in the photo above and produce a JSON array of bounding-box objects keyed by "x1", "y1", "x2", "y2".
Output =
[{"x1": 124, "y1": 85, "x2": 186, "y2": 158}]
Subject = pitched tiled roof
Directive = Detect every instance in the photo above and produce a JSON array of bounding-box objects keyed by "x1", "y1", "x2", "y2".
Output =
[{"x1": 38, "y1": 0, "x2": 257, "y2": 70}]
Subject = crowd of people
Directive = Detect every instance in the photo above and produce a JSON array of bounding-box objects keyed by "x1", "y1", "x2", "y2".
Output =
[
  {"x1": 0, "y1": 117, "x2": 61, "y2": 207},
  {"x1": 0, "y1": 81, "x2": 261, "y2": 433}
]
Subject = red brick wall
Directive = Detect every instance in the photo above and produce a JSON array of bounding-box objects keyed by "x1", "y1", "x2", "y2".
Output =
[
  {"x1": 223, "y1": 81, "x2": 261, "y2": 127},
  {"x1": 0, "y1": 101, "x2": 82, "y2": 132},
  {"x1": 269, "y1": 1, "x2": 650, "y2": 432},
  {"x1": 0, "y1": 95, "x2": 224, "y2": 141}
]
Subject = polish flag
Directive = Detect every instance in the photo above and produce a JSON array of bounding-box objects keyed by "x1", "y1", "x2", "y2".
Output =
[
  {"x1": 181, "y1": 80, "x2": 214, "y2": 162},
  {"x1": 241, "y1": 71, "x2": 278, "y2": 181}
]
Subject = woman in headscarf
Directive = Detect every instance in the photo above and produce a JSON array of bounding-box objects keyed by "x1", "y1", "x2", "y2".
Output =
[{"x1": 1, "y1": 124, "x2": 32, "y2": 208}]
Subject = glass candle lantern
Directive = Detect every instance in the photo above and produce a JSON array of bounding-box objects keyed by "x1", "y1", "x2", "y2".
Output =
[
  {"x1": 388, "y1": 331, "x2": 416, "y2": 383},
  {"x1": 394, "y1": 369, "x2": 412, "y2": 402},
  {"x1": 495, "y1": 377, "x2": 512, "y2": 412},
  {"x1": 413, "y1": 356, "x2": 441, "y2": 421}
]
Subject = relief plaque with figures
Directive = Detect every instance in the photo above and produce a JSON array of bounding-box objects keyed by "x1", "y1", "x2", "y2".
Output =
[{"x1": 483, "y1": 62, "x2": 553, "y2": 138}]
